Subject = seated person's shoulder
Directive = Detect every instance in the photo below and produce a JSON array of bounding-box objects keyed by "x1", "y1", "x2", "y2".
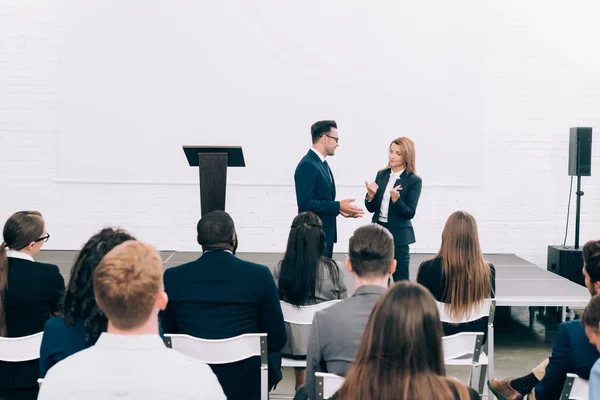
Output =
[{"x1": 44, "y1": 315, "x2": 68, "y2": 332}]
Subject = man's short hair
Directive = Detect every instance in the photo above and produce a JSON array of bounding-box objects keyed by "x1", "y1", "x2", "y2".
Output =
[
  {"x1": 94, "y1": 241, "x2": 163, "y2": 330},
  {"x1": 582, "y1": 294, "x2": 600, "y2": 331},
  {"x1": 311, "y1": 120, "x2": 337, "y2": 144},
  {"x1": 197, "y1": 210, "x2": 236, "y2": 249},
  {"x1": 584, "y1": 240, "x2": 600, "y2": 283},
  {"x1": 348, "y1": 224, "x2": 394, "y2": 278}
]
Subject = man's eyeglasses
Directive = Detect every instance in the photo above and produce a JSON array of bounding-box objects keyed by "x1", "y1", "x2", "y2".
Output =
[
  {"x1": 35, "y1": 233, "x2": 50, "y2": 243},
  {"x1": 326, "y1": 134, "x2": 339, "y2": 143}
]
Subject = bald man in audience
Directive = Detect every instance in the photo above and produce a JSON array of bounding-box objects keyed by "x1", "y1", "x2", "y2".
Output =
[{"x1": 160, "y1": 210, "x2": 286, "y2": 400}]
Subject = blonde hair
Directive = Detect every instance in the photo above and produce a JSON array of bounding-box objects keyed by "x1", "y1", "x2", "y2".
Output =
[
  {"x1": 94, "y1": 241, "x2": 163, "y2": 330},
  {"x1": 435, "y1": 211, "x2": 493, "y2": 320},
  {"x1": 382, "y1": 137, "x2": 417, "y2": 175}
]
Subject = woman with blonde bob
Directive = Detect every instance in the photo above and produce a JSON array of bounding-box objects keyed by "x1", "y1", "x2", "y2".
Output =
[
  {"x1": 417, "y1": 211, "x2": 495, "y2": 339},
  {"x1": 333, "y1": 282, "x2": 479, "y2": 400},
  {"x1": 364, "y1": 137, "x2": 422, "y2": 282}
]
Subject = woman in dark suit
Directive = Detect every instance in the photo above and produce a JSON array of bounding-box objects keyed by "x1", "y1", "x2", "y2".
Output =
[
  {"x1": 364, "y1": 137, "x2": 422, "y2": 282},
  {"x1": 0, "y1": 211, "x2": 64, "y2": 400}
]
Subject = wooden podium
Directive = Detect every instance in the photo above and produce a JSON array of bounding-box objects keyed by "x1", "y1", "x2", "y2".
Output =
[{"x1": 183, "y1": 146, "x2": 245, "y2": 216}]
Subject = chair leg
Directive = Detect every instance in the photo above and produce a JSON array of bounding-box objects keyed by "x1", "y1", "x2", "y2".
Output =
[{"x1": 477, "y1": 364, "x2": 488, "y2": 395}]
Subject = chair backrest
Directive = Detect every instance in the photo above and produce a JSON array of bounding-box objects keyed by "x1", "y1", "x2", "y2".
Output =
[
  {"x1": 164, "y1": 333, "x2": 267, "y2": 365},
  {"x1": 437, "y1": 299, "x2": 496, "y2": 325},
  {"x1": 164, "y1": 333, "x2": 268, "y2": 400},
  {"x1": 442, "y1": 332, "x2": 485, "y2": 365},
  {"x1": 0, "y1": 332, "x2": 43, "y2": 362},
  {"x1": 560, "y1": 373, "x2": 589, "y2": 400},
  {"x1": 280, "y1": 300, "x2": 342, "y2": 325},
  {"x1": 315, "y1": 372, "x2": 345, "y2": 400}
]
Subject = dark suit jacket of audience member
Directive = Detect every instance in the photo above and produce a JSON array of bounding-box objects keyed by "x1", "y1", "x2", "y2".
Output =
[
  {"x1": 0, "y1": 257, "x2": 64, "y2": 390},
  {"x1": 534, "y1": 319, "x2": 600, "y2": 400},
  {"x1": 417, "y1": 257, "x2": 496, "y2": 342},
  {"x1": 39, "y1": 315, "x2": 166, "y2": 378},
  {"x1": 364, "y1": 168, "x2": 423, "y2": 246},
  {"x1": 160, "y1": 250, "x2": 287, "y2": 400},
  {"x1": 294, "y1": 150, "x2": 338, "y2": 248}
]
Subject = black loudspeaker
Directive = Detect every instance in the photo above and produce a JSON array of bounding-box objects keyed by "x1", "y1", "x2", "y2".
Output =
[
  {"x1": 547, "y1": 245, "x2": 585, "y2": 287},
  {"x1": 568, "y1": 127, "x2": 592, "y2": 176}
]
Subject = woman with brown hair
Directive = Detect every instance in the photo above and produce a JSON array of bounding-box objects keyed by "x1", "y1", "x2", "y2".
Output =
[
  {"x1": 0, "y1": 211, "x2": 65, "y2": 400},
  {"x1": 417, "y1": 211, "x2": 495, "y2": 339},
  {"x1": 364, "y1": 137, "x2": 422, "y2": 282},
  {"x1": 334, "y1": 281, "x2": 479, "y2": 400}
]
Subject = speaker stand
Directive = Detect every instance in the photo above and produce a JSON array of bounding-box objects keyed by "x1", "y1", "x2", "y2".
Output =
[{"x1": 575, "y1": 175, "x2": 584, "y2": 249}]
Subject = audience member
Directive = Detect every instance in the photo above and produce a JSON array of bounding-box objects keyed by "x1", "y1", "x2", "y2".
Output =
[
  {"x1": 275, "y1": 212, "x2": 347, "y2": 389},
  {"x1": 0, "y1": 211, "x2": 64, "y2": 400},
  {"x1": 582, "y1": 293, "x2": 600, "y2": 399},
  {"x1": 333, "y1": 281, "x2": 479, "y2": 400},
  {"x1": 298, "y1": 223, "x2": 396, "y2": 400},
  {"x1": 488, "y1": 239, "x2": 600, "y2": 400},
  {"x1": 160, "y1": 210, "x2": 286, "y2": 400},
  {"x1": 39, "y1": 227, "x2": 135, "y2": 377},
  {"x1": 417, "y1": 211, "x2": 495, "y2": 340},
  {"x1": 38, "y1": 241, "x2": 225, "y2": 399}
]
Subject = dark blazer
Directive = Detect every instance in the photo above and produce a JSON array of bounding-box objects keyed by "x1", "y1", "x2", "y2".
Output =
[
  {"x1": 160, "y1": 250, "x2": 287, "y2": 400},
  {"x1": 535, "y1": 319, "x2": 600, "y2": 400},
  {"x1": 294, "y1": 150, "x2": 339, "y2": 246},
  {"x1": 0, "y1": 257, "x2": 64, "y2": 390},
  {"x1": 39, "y1": 317, "x2": 86, "y2": 378},
  {"x1": 417, "y1": 258, "x2": 496, "y2": 342},
  {"x1": 364, "y1": 168, "x2": 422, "y2": 245}
]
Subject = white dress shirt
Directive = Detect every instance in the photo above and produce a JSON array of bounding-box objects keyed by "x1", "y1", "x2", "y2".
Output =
[
  {"x1": 38, "y1": 333, "x2": 226, "y2": 400},
  {"x1": 6, "y1": 249, "x2": 34, "y2": 262},
  {"x1": 310, "y1": 147, "x2": 326, "y2": 162},
  {"x1": 378, "y1": 169, "x2": 404, "y2": 223}
]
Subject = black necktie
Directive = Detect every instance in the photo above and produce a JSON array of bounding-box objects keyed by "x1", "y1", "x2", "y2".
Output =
[{"x1": 323, "y1": 160, "x2": 333, "y2": 183}]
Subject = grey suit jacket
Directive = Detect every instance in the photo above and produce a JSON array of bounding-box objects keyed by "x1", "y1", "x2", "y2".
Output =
[{"x1": 305, "y1": 285, "x2": 386, "y2": 399}]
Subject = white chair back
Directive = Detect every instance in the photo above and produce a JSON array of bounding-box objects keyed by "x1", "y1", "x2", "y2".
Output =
[
  {"x1": 0, "y1": 332, "x2": 43, "y2": 362},
  {"x1": 437, "y1": 299, "x2": 495, "y2": 324},
  {"x1": 164, "y1": 333, "x2": 268, "y2": 400},
  {"x1": 315, "y1": 372, "x2": 345, "y2": 400},
  {"x1": 442, "y1": 332, "x2": 485, "y2": 365},
  {"x1": 560, "y1": 373, "x2": 589, "y2": 400},
  {"x1": 443, "y1": 332, "x2": 487, "y2": 395},
  {"x1": 280, "y1": 300, "x2": 342, "y2": 325}
]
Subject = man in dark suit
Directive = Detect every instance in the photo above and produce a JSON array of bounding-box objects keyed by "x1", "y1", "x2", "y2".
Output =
[
  {"x1": 294, "y1": 120, "x2": 363, "y2": 258},
  {"x1": 488, "y1": 239, "x2": 600, "y2": 400},
  {"x1": 160, "y1": 211, "x2": 287, "y2": 400}
]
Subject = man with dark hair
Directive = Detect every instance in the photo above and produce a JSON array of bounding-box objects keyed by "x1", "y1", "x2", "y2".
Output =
[
  {"x1": 160, "y1": 211, "x2": 287, "y2": 400},
  {"x1": 294, "y1": 120, "x2": 363, "y2": 258},
  {"x1": 489, "y1": 239, "x2": 600, "y2": 400},
  {"x1": 298, "y1": 224, "x2": 396, "y2": 400}
]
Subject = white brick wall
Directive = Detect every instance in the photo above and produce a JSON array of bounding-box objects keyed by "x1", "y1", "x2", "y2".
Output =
[{"x1": 1, "y1": 1, "x2": 600, "y2": 269}]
